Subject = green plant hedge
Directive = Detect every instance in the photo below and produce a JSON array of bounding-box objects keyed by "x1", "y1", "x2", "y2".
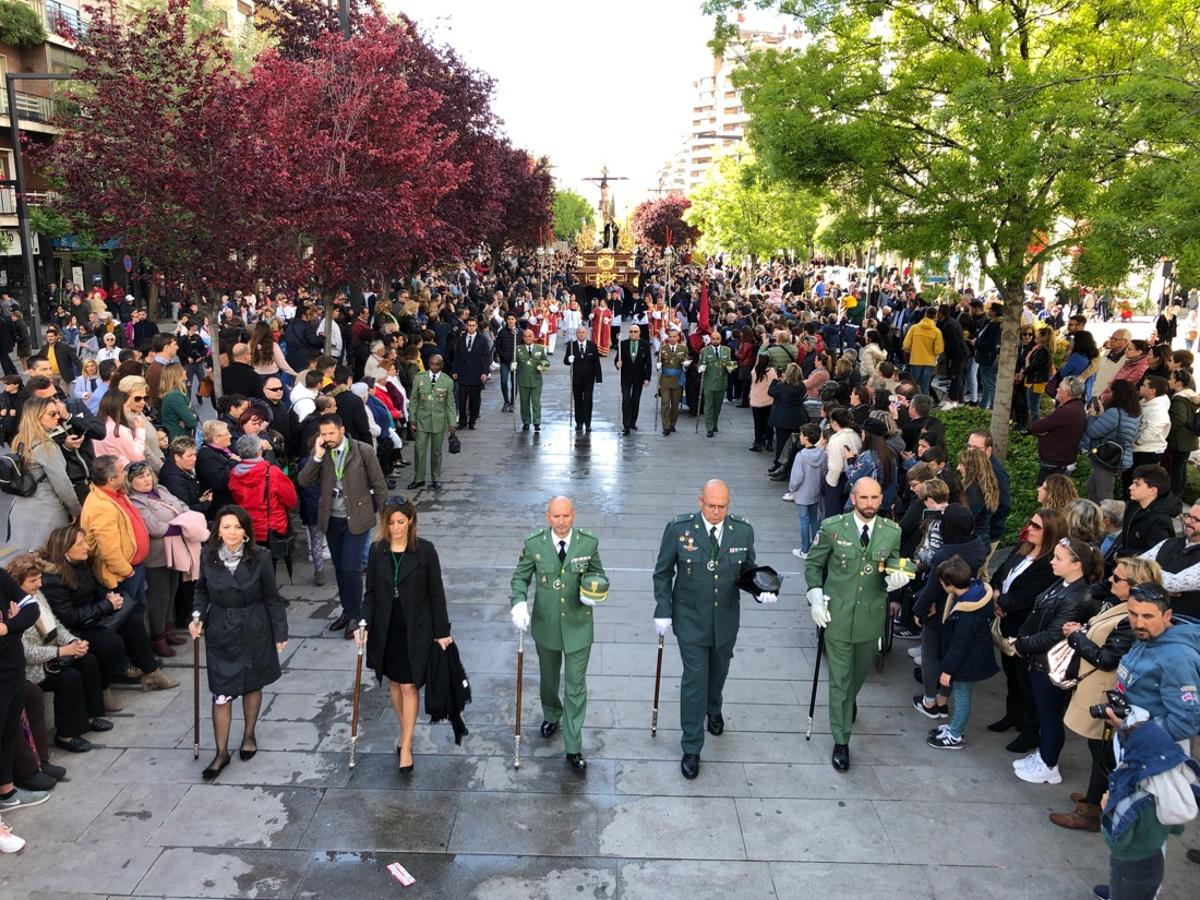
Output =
[
  {"x1": 938, "y1": 406, "x2": 1200, "y2": 544},
  {"x1": 0, "y1": 0, "x2": 47, "y2": 47}
]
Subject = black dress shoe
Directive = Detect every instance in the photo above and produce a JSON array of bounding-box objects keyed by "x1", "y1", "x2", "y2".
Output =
[
  {"x1": 522, "y1": 424, "x2": 530, "y2": 431},
  {"x1": 566, "y1": 753, "x2": 587, "y2": 771},
  {"x1": 54, "y1": 735, "x2": 92, "y2": 753},
  {"x1": 584, "y1": 425, "x2": 591, "y2": 433},
  {"x1": 987, "y1": 717, "x2": 1016, "y2": 733},
  {"x1": 88, "y1": 718, "x2": 113, "y2": 733},
  {"x1": 706, "y1": 713, "x2": 724, "y2": 736},
  {"x1": 40, "y1": 761, "x2": 67, "y2": 781},
  {"x1": 468, "y1": 423, "x2": 476, "y2": 430},
  {"x1": 329, "y1": 614, "x2": 349, "y2": 632},
  {"x1": 663, "y1": 429, "x2": 670, "y2": 436},
  {"x1": 202, "y1": 752, "x2": 231, "y2": 781},
  {"x1": 15, "y1": 770, "x2": 57, "y2": 792},
  {"x1": 406, "y1": 481, "x2": 425, "y2": 490},
  {"x1": 706, "y1": 431, "x2": 714, "y2": 438},
  {"x1": 576, "y1": 424, "x2": 583, "y2": 433},
  {"x1": 680, "y1": 752, "x2": 700, "y2": 780},
  {"x1": 622, "y1": 428, "x2": 630, "y2": 435},
  {"x1": 1006, "y1": 732, "x2": 1039, "y2": 753},
  {"x1": 832, "y1": 743, "x2": 850, "y2": 772},
  {"x1": 630, "y1": 424, "x2": 638, "y2": 430},
  {"x1": 431, "y1": 481, "x2": 442, "y2": 490},
  {"x1": 540, "y1": 720, "x2": 559, "y2": 738},
  {"x1": 239, "y1": 736, "x2": 257, "y2": 761},
  {"x1": 343, "y1": 624, "x2": 357, "y2": 640},
  {"x1": 533, "y1": 424, "x2": 540, "y2": 432}
]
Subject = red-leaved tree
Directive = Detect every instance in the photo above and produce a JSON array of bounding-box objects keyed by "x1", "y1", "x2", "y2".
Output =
[
  {"x1": 630, "y1": 196, "x2": 698, "y2": 248},
  {"x1": 484, "y1": 145, "x2": 555, "y2": 266}
]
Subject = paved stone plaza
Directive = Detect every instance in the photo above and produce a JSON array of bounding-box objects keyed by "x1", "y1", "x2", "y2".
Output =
[{"x1": 2, "y1": 360, "x2": 1195, "y2": 899}]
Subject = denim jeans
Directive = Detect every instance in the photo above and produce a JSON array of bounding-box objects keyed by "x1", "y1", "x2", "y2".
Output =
[
  {"x1": 947, "y1": 680, "x2": 974, "y2": 738},
  {"x1": 1108, "y1": 847, "x2": 1164, "y2": 900},
  {"x1": 118, "y1": 563, "x2": 148, "y2": 617},
  {"x1": 1026, "y1": 387, "x2": 1045, "y2": 422},
  {"x1": 978, "y1": 364, "x2": 997, "y2": 409},
  {"x1": 964, "y1": 359, "x2": 979, "y2": 402},
  {"x1": 796, "y1": 503, "x2": 820, "y2": 552},
  {"x1": 910, "y1": 365, "x2": 934, "y2": 395},
  {"x1": 325, "y1": 516, "x2": 370, "y2": 618},
  {"x1": 498, "y1": 361, "x2": 513, "y2": 406},
  {"x1": 1030, "y1": 668, "x2": 1068, "y2": 767}
]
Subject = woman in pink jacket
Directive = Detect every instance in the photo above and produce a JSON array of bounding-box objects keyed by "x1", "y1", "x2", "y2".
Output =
[{"x1": 93, "y1": 389, "x2": 147, "y2": 466}]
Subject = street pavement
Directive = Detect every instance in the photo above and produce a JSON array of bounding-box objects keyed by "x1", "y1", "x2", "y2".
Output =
[{"x1": 2, "y1": 336, "x2": 1196, "y2": 899}]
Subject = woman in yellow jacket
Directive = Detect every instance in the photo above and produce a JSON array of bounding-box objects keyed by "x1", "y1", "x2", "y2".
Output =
[{"x1": 901, "y1": 308, "x2": 944, "y2": 395}]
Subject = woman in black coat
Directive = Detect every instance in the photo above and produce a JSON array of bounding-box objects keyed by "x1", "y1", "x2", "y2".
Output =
[
  {"x1": 987, "y1": 507, "x2": 1065, "y2": 750},
  {"x1": 158, "y1": 437, "x2": 213, "y2": 628},
  {"x1": 358, "y1": 498, "x2": 451, "y2": 774},
  {"x1": 0, "y1": 568, "x2": 40, "y2": 807},
  {"x1": 196, "y1": 420, "x2": 237, "y2": 518},
  {"x1": 1012, "y1": 535, "x2": 1101, "y2": 784},
  {"x1": 188, "y1": 505, "x2": 288, "y2": 781},
  {"x1": 766, "y1": 363, "x2": 810, "y2": 471}
]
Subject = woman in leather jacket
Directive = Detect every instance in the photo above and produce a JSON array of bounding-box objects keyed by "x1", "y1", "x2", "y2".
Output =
[{"x1": 1013, "y1": 536, "x2": 1103, "y2": 784}]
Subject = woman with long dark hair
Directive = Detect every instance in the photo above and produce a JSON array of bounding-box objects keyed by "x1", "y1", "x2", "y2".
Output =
[
  {"x1": 1082, "y1": 379, "x2": 1141, "y2": 503},
  {"x1": 357, "y1": 498, "x2": 452, "y2": 773},
  {"x1": 187, "y1": 506, "x2": 288, "y2": 781},
  {"x1": 747, "y1": 355, "x2": 777, "y2": 453}
]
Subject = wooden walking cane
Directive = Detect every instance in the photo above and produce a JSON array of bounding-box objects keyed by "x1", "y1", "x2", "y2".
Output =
[
  {"x1": 806, "y1": 627, "x2": 825, "y2": 741},
  {"x1": 513, "y1": 629, "x2": 525, "y2": 769},
  {"x1": 349, "y1": 620, "x2": 366, "y2": 769},
  {"x1": 192, "y1": 611, "x2": 201, "y2": 760},
  {"x1": 694, "y1": 392, "x2": 704, "y2": 433},
  {"x1": 511, "y1": 356, "x2": 520, "y2": 433},
  {"x1": 651, "y1": 634, "x2": 665, "y2": 736}
]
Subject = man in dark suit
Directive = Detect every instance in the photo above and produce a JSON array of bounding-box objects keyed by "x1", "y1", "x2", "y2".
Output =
[
  {"x1": 451, "y1": 317, "x2": 490, "y2": 429},
  {"x1": 615, "y1": 324, "x2": 652, "y2": 435},
  {"x1": 564, "y1": 325, "x2": 602, "y2": 433},
  {"x1": 41, "y1": 325, "x2": 78, "y2": 382},
  {"x1": 220, "y1": 342, "x2": 263, "y2": 399}
]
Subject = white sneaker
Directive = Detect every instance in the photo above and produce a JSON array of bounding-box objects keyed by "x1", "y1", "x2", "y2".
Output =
[
  {"x1": 1013, "y1": 751, "x2": 1040, "y2": 771},
  {"x1": 907, "y1": 646, "x2": 922, "y2": 660},
  {"x1": 791, "y1": 548, "x2": 807, "y2": 559},
  {"x1": 781, "y1": 492, "x2": 794, "y2": 502},
  {"x1": 1014, "y1": 754, "x2": 1062, "y2": 784},
  {"x1": 0, "y1": 823, "x2": 25, "y2": 853}
]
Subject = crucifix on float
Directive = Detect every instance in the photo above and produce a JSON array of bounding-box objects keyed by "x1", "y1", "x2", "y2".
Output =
[{"x1": 582, "y1": 165, "x2": 628, "y2": 249}]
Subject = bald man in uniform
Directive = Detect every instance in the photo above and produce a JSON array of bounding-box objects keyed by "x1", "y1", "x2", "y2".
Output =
[{"x1": 653, "y1": 480, "x2": 777, "y2": 779}]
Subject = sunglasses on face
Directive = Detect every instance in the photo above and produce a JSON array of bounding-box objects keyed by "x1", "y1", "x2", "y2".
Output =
[
  {"x1": 127, "y1": 462, "x2": 150, "y2": 475},
  {"x1": 130, "y1": 395, "x2": 147, "y2": 402},
  {"x1": 384, "y1": 496, "x2": 410, "y2": 508},
  {"x1": 1110, "y1": 573, "x2": 1134, "y2": 585},
  {"x1": 1028, "y1": 521, "x2": 1043, "y2": 530}
]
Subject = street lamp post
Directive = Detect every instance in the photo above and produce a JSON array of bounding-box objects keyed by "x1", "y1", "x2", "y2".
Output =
[
  {"x1": 535, "y1": 246, "x2": 545, "y2": 301},
  {"x1": 7, "y1": 71, "x2": 73, "y2": 350},
  {"x1": 663, "y1": 245, "x2": 674, "y2": 304}
]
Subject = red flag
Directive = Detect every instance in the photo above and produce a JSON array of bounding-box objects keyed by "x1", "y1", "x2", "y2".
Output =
[{"x1": 699, "y1": 279, "x2": 710, "y2": 333}]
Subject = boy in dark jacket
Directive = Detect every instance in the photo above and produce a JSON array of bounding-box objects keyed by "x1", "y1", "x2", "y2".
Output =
[{"x1": 926, "y1": 555, "x2": 999, "y2": 750}]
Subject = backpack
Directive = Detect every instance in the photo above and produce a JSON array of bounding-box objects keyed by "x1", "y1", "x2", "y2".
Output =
[
  {"x1": 1090, "y1": 410, "x2": 1126, "y2": 471},
  {"x1": 0, "y1": 451, "x2": 41, "y2": 497},
  {"x1": 1190, "y1": 401, "x2": 1200, "y2": 438}
]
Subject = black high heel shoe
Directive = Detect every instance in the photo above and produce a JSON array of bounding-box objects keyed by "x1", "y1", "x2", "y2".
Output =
[
  {"x1": 202, "y1": 752, "x2": 231, "y2": 781},
  {"x1": 397, "y1": 743, "x2": 414, "y2": 775},
  {"x1": 239, "y1": 736, "x2": 258, "y2": 762}
]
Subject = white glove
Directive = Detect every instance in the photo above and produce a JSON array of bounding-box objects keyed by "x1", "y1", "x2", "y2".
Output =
[
  {"x1": 808, "y1": 588, "x2": 831, "y2": 628},
  {"x1": 885, "y1": 570, "x2": 913, "y2": 592},
  {"x1": 656, "y1": 362, "x2": 662, "y2": 371},
  {"x1": 566, "y1": 356, "x2": 575, "y2": 365},
  {"x1": 698, "y1": 365, "x2": 707, "y2": 373},
  {"x1": 682, "y1": 359, "x2": 691, "y2": 367},
  {"x1": 510, "y1": 361, "x2": 518, "y2": 372},
  {"x1": 756, "y1": 591, "x2": 778, "y2": 605},
  {"x1": 579, "y1": 595, "x2": 595, "y2": 607},
  {"x1": 510, "y1": 601, "x2": 530, "y2": 632},
  {"x1": 654, "y1": 617, "x2": 671, "y2": 637}
]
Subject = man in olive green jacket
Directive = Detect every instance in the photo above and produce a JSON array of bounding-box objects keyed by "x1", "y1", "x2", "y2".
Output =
[
  {"x1": 652, "y1": 479, "x2": 778, "y2": 780},
  {"x1": 698, "y1": 331, "x2": 737, "y2": 437},
  {"x1": 510, "y1": 496, "x2": 606, "y2": 770},
  {"x1": 805, "y1": 477, "x2": 911, "y2": 772},
  {"x1": 515, "y1": 329, "x2": 550, "y2": 430},
  {"x1": 407, "y1": 354, "x2": 457, "y2": 490}
]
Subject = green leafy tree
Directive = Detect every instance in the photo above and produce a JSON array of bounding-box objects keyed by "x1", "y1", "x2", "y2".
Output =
[
  {"x1": 704, "y1": 0, "x2": 1200, "y2": 457},
  {"x1": 0, "y1": 0, "x2": 47, "y2": 47},
  {"x1": 552, "y1": 188, "x2": 594, "y2": 241},
  {"x1": 685, "y1": 150, "x2": 822, "y2": 260}
]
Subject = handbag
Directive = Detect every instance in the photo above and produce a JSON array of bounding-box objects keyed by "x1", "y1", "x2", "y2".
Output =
[
  {"x1": 1090, "y1": 410, "x2": 1125, "y2": 472},
  {"x1": 447, "y1": 432, "x2": 461, "y2": 455},
  {"x1": 990, "y1": 616, "x2": 1018, "y2": 657},
  {"x1": 263, "y1": 467, "x2": 295, "y2": 562},
  {"x1": 1047, "y1": 637, "x2": 1094, "y2": 689},
  {"x1": 95, "y1": 597, "x2": 138, "y2": 632}
]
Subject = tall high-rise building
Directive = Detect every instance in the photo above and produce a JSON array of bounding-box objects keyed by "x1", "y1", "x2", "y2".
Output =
[{"x1": 657, "y1": 21, "x2": 807, "y2": 197}]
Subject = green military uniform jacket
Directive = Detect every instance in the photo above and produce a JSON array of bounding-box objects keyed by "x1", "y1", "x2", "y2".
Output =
[
  {"x1": 516, "y1": 344, "x2": 550, "y2": 389},
  {"x1": 510, "y1": 528, "x2": 605, "y2": 653},
  {"x1": 698, "y1": 345, "x2": 735, "y2": 391},
  {"x1": 409, "y1": 371, "x2": 456, "y2": 433},
  {"x1": 653, "y1": 512, "x2": 756, "y2": 648},
  {"x1": 659, "y1": 342, "x2": 689, "y2": 387},
  {"x1": 804, "y1": 512, "x2": 902, "y2": 644}
]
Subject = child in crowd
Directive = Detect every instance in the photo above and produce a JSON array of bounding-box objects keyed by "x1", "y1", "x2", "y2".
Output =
[
  {"x1": 788, "y1": 423, "x2": 827, "y2": 559},
  {"x1": 926, "y1": 555, "x2": 999, "y2": 750}
]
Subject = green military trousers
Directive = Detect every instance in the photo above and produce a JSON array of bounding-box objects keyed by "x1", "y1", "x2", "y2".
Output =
[
  {"x1": 703, "y1": 390, "x2": 725, "y2": 433},
  {"x1": 678, "y1": 640, "x2": 735, "y2": 755},
  {"x1": 536, "y1": 642, "x2": 591, "y2": 754},
  {"x1": 519, "y1": 383, "x2": 542, "y2": 426},
  {"x1": 412, "y1": 428, "x2": 444, "y2": 483},
  {"x1": 661, "y1": 382, "x2": 682, "y2": 431},
  {"x1": 825, "y1": 636, "x2": 876, "y2": 744}
]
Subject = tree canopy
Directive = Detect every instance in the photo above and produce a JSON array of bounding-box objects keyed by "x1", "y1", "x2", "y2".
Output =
[
  {"x1": 552, "y1": 189, "x2": 595, "y2": 241},
  {"x1": 630, "y1": 196, "x2": 698, "y2": 249}
]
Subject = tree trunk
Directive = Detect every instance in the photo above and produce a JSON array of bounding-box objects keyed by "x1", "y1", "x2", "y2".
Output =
[
  {"x1": 989, "y1": 280, "x2": 1026, "y2": 460},
  {"x1": 207, "y1": 287, "x2": 224, "y2": 401},
  {"x1": 323, "y1": 289, "x2": 335, "y2": 357}
]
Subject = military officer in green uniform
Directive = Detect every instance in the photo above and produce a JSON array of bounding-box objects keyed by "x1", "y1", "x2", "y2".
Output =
[
  {"x1": 407, "y1": 354, "x2": 457, "y2": 490},
  {"x1": 653, "y1": 479, "x2": 778, "y2": 780},
  {"x1": 657, "y1": 328, "x2": 690, "y2": 435},
  {"x1": 509, "y1": 496, "x2": 606, "y2": 770},
  {"x1": 698, "y1": 330, "x2": 737, "y2": 438},
  {"x1": 515, "y1": 328, "x2": 550, "y2": 431},
  {"x1": 804, "y1": 477, "x2": 912, "y2": 772}
]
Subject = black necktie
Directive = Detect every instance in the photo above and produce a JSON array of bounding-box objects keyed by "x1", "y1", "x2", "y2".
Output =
[
  {"x1": 467, "y1": 336, "x2": 474, "y2": 352},
  {"x1": 558, "y1": 540, "x2": 566, "y2": 563},
  {"x1": 431, "y1": 374, "x2": 436, "y2": 384},
  {"x1": 860, "y1": 524, "x2": 870, "y2": 547},
  {"x1": 709, "y1": 526, "x2": 720, "y2": 556}
]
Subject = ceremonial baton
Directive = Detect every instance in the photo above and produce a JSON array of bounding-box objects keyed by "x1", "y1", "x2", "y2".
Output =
[
  {"x1": 513, "y1": 629, "x2": 525, "y2": 769},
  {"x1": 191, "y1": 611, "x2": 201, "y2": 759},
  {"x1": 695, "y1": 391, "x2": 704, "y2": 434},
  {"x1": 651, "y1": 634, "x2": 665, "y2": 736},
  {"x1": 349, "y1": 620, "x2": 366, "y2": 769},
  {"x1": 806, "y1": 626, "x2": 825, "y2": 741},
  {"x1": 568, "y1": 344, "x2": 575, "y2": 426},
  {"x1": 511, "y1": 356, "x2": 519, "y2": 433}
]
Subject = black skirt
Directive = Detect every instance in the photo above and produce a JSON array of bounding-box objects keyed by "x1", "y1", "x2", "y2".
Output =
[{"x1": 381, "y1": 552, "x2": 413, "y2": 684}]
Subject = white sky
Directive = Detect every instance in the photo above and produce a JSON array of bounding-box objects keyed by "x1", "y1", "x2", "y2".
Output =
[{"x1": 388, "y1": 0, "x2": 718, "y2": 216}]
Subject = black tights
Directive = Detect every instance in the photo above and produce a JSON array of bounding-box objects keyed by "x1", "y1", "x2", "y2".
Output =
[
  {"x1": 1084, "y1": 736, "x2": 1115, "y2": 805},
  {"x1": 208, "y1": 689, "x2": 263, "y2": 768}
]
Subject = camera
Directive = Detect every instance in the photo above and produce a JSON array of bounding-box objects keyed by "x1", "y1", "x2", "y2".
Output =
[
  {"x1": 63, "y1": 414, "x2": 90, "y2": 438},
  {"x1": 1089, "y1": 689, "x2": 1132, "y2": 721}
]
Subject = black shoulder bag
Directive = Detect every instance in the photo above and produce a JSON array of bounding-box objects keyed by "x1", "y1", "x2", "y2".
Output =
[{"x1": 263, "y1": 466, "x2": 295, "y2": 562}]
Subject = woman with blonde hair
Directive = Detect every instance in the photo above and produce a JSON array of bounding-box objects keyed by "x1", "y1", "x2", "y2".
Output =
[
  {"x1": 1051, "y1": 558, "x2": 1162, "y2": 832},
  {"x1": 159, "y1": 363, "x2": 198, "y2": 441},
  {"x1": 71, "y1": 359, "x2": 103, "y2": 408},
  {"x1": 1036, "y1": 473, "x2": 1078, "y2": 512},
  {"x1": 957, "y1": 448, "x2": 1000, "y2": 547},
  {"x1": 6, "y1": 398, "x2": 81, "y2": 555}
]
